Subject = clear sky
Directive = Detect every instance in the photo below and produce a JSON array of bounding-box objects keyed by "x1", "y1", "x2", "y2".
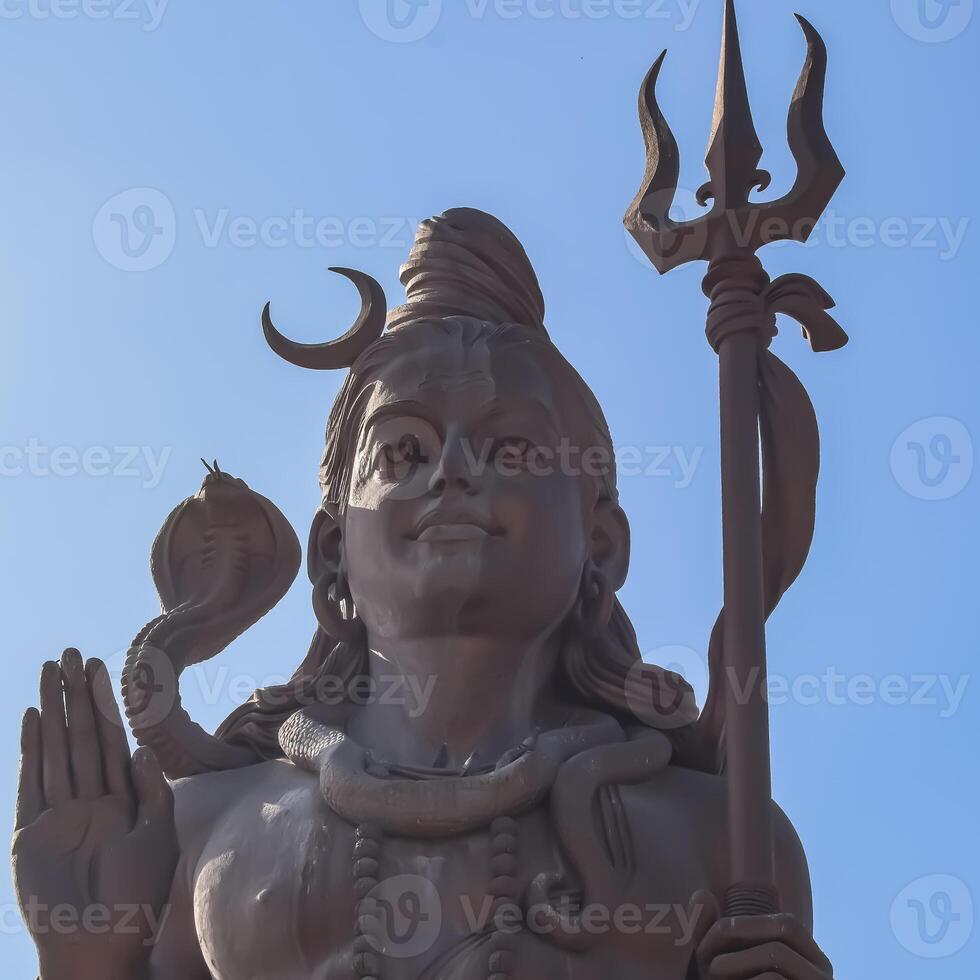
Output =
[{"x1": 1, "y1": 0, "x2": 977, "y2": 975}]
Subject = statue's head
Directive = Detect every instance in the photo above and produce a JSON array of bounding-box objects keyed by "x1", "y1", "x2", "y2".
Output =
[
  {"x1": 220, "y1": 209, "x2": 697, "y2": 753},
  {"x1": 317, "y1": 313, "x2": 624, "y2": 647}
]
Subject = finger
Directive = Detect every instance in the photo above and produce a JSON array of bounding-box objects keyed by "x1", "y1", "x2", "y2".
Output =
[
  {"x1": 709, "y1": 942, "x2": 827, "y2": 980},
  {"x1": 86, "y1": 658, "x2": 133, "y2": 800},
  {"x1": 691, "y1": 890, "x2": 721, "y2": 944},
  {"x1": 39, "y1": 661, "x2": 73, "y2": 805},
  {"x1": 702, "y1": 915, "x2": 819, "y2": 960},
  {"x1": 131, "y1": 748, "x2": 174, "y2": 832},
  {"x1": 691, "y1": 889, "x2": 722, "y2": 978},
  {"x1": 61, "y1": 649, "x2": 104, "y2": 799},
  {"x1": 15, "y1": 709, "x2": 44, "y2": 830},
  {"x1": 699, "y1": 915, "x2": 832, "y2": 976}
]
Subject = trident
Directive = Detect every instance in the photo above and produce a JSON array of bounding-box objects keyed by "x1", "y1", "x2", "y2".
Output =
[{"x1": 625, "y1": 0, "x2": 847, "y2": 917}]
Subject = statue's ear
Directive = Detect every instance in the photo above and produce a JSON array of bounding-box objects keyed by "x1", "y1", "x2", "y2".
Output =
[
  {"x1": 308, "y1": 503, "x2": 343, "y2": 585},
  {"x1": 590, "y1": 499, "x2": 630, "y2": 592},
  {"x1": 308, "y1": 503, "x2": 362, "y2": 641}
]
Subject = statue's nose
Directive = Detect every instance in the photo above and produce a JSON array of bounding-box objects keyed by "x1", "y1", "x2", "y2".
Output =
[{"x1": 427, "y1": 435, "x2": 478, "y2": 496}]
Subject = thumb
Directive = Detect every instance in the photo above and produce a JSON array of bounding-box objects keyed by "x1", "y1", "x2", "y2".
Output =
[
  {"x1": 131, "y1": 747, "x2": 174, "y2": 830},
  {"x1": 687, "y1": 890, "x2": 721, "y2": 980},
  {"x1": 688, "y1": 889, "x2": 721, "y2": 949}
]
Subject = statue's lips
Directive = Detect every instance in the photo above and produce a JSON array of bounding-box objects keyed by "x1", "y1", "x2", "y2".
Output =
[
  {"x1": 411, "y1": 510, "x2": 502, "y2": 541},
  {"x1": 416, "y1": 522, "x2": 491, "y2": 542}
]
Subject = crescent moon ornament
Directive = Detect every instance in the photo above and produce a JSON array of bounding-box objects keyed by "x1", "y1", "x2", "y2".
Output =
[{"x1": 262, "y1": 267, "x2": 387, "y2": 371}]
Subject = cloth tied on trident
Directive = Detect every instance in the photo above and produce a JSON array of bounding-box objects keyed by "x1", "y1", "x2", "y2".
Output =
[{"x1": 625, "y1": 0, "x2": 848, "y2": 917}]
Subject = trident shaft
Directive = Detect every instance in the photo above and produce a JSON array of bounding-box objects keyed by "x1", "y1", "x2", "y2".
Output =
[{"x1": 626, "y1": 0, "x2": 847, "y2": 917}]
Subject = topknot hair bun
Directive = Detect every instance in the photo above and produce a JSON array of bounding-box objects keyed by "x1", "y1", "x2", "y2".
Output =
[{"x1": 387, "y1": 208, "x2": 548, "y2": 336}]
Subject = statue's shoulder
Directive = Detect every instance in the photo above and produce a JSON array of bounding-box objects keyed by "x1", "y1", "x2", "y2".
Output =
[
  {"x1": 152, "y1": 760, "x2": 338, "y2": 973},
  {"x1": 620, "y1": 763, "x2": 731, "y2": 844},
  {"x1": 620, "y1": 764, "x2": 813, "y2": 919},
  {"x1": 623, "y1": 763, "x2": 803, "y2": 841},
  {"x1": 170, "y1": 759, "x2": 318, "y2": 855}
]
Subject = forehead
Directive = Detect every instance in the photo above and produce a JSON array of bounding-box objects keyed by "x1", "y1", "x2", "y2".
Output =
[{"x1": 360, "y1": 326, "x2": 567, "y2": 423}]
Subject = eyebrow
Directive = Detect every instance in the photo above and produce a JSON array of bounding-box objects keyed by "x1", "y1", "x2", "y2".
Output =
[
  {"x1": 418, "y1": 370, "x2": 493, "y2": 392},
  {"x1": 361, "y1": 395, "x2": 561, "y2": 439},
  {"x1": 479, "y1": 397, "x2": 560, "y2": 430},
  {"x1": 362, "y1": 400, "x2": 437, "y2": 434}
]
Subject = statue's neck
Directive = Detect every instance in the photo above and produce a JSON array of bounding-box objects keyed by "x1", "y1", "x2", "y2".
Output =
[{"x1": 347, "y1": 633, "x2": 567, "y2": 772}]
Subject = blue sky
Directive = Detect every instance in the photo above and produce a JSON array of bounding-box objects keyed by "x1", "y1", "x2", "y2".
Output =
[{"x1": 1, "y1": 0, "x2": 977, "y2": 975}]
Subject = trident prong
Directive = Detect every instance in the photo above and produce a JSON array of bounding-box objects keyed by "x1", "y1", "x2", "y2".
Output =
[
  {"x1": 625, "y1": 0, "x2": 845, "y2": 276},
  {"x1": 699, "y1": 0, "x2": 771, "y2": 211}
]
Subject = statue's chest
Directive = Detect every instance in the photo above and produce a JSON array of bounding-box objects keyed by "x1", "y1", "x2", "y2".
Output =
[
  {"x1": 191, "y1": 783, "x2": 354, "y2": 979},
  {"x1": 191, "y1": 781, "x2": 700, "y2": 980}
]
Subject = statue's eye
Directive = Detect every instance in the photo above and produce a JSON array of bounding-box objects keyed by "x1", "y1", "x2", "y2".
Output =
[
  {"x1": 374, "y1": 435, "x2": 429, "y2": 480},
  {"x1": 493, "y1": 437, "x2": 533, "y2": 468}
]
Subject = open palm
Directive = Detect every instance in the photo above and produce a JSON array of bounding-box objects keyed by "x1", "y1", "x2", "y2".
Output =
[{"x1": 12, "y1": 650, "x2": 178, "y2": 979}]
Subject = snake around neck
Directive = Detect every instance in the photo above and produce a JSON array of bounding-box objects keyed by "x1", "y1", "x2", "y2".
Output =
[{"x1": 278, "y1": 707, "x2": 675, "y2": 963}]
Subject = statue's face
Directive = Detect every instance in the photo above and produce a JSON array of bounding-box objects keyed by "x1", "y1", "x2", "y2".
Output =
[{"x1": 340, "y1": 327, "x2": 608, "y2": 643}]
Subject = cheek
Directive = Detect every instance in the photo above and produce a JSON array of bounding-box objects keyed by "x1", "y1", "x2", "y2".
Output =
[
  {"x1": 347, "y1": 461, "x2": 433, "y2": 512},
  {"x1": 341, "y1": 506, "x2": 410, "y2": 596},
  {"x1": 486, "y1": 474, "x2": 590, "y2": 629},
  {"x1": 494, "y1": 471, "x2": 590, "y2": 567}
]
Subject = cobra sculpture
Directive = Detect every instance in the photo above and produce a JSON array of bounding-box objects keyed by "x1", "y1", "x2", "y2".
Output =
[{"x1": 122, "y1": 461, "x2": 301, "y2": 779}]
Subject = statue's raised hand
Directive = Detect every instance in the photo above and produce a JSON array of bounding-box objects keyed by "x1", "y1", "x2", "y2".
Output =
[{"x1": 12, "y1": 650, "x2": 178, "y2": 980}]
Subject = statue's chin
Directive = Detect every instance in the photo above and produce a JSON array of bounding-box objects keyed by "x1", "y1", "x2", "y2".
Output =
[
  {"x1": 352, "y1": 553, "x2": 580, "y2": 644},
  {"x1": 363, "y1": 601, "x2": 507, "y2": 642},
  {"x1": 362, "y1": 599, "x2": 574, "y2": 651}
]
